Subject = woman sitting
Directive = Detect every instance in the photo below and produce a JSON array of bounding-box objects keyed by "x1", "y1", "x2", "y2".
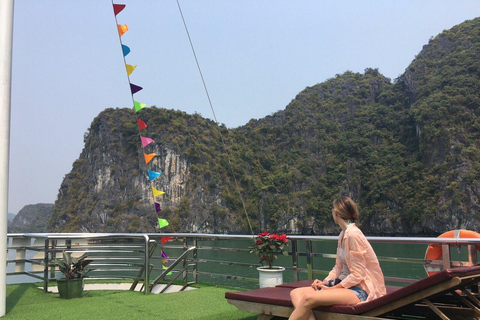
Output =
[{"x1": 289, "y1": 196, "x2": 386, "y2": 320}]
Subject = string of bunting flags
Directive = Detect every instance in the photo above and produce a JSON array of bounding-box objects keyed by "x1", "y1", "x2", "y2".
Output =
[{"x1": 112, "y1": 3, "x2": 173, "y2": 272}]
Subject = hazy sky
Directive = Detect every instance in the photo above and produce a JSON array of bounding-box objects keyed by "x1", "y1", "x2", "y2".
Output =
[{"x1": 8, "y1": 1, "x2": 480, "y2": 214}]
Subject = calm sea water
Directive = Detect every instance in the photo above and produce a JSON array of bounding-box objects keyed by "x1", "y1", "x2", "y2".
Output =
[
  {"x1": 190, "y1": 239, "x2": 430, "y2": 290},
  {"x1": 8, "y1": 238, "x2": 470, "y2": 289}
]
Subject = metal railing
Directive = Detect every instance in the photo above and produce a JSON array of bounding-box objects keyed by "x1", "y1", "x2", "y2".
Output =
[
  {"x1": 7, "y1": 233, "x2": 480, "y2": 293},
  {"x1": 8, "y1": 233, "x2": 156, "y2": 293}
]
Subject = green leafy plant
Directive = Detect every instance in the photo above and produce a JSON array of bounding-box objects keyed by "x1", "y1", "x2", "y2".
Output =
[
  {"x1": 249, "y1": 231, "x2": 289, "y2": 269},
  {"x1": 53, "y1": 252, "x2": 93, "y2": 280}
]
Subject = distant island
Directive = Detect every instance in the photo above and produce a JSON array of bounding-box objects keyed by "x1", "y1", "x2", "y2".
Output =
[{"x1": 8, "y1": 204, "x2": 53, "y2": 233}]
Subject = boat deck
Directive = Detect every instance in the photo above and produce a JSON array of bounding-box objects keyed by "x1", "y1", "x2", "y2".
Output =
[{"x1": 7, "y1": 282, "x2": 256, "y2": 320}]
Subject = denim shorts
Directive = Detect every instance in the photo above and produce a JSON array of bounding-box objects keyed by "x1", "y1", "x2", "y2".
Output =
[{"x1": 349, "y1": 286, "x2": 368, "y2": 302}]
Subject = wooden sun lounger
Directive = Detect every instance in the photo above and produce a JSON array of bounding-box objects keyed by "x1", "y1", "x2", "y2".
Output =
[{"x1": 226, "y1": 265, "x2": 480, "y2": 320}]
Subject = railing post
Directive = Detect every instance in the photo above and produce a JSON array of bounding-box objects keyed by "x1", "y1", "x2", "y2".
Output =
[
  {"x1": 441, "y1": 244, "x2": 451, "y2": 270},
  {"x1": 50, "y1": 239, "x2": 57, "y2": 279},
  {"x1": 12, "y1": 237, "x2": 29, "y2": 274},
  {"x1": 43, "y1": 238, "x2": 49, "y2": 292},
  {"x1": 192, "y1": 237, "x2": 197, "y2": 284},
  {"x1": 144, "y1": 235, "x2": 150, "y2": 294},
  {"x1": 306, "y1": 240, "x2": 313, "y2": 280},
  {"x1": 468, "y1": 244, "x2": 477, "y2": 266},
  {"x1": 183, "y1": 237, "x2": 188, "y2": 283},
  {"x1": 291, "y1": 239, "x2": 298, "y2": 282}
]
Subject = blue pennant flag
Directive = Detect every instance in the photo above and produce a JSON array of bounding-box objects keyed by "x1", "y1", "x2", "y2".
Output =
[
  {"x1": 122, "y1": 45, "x2": 130, "y2": 57},
  {"x1": 148, "y1": 170, "x2": 162, "y2": 181}
]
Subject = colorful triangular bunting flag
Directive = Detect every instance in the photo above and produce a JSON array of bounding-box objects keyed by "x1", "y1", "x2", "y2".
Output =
[
  {"x1": 113, "y1": 4, "x2": 126, "y2": 16},
  {"x1": 155, "y1": 202, "x2": 161, "y2": 212},
  {"x1": 162, "y1": 265, "x2": 173, "y2": 276},
  {"x1": 117, "y1": 24, "x2": 128, "y2": 37},
  {"x1": 161, "y1": 236, "x2": 173, "y2": 245},
  {"x1": 126, "y1": 64, "x2": 137, "y2": 76},
  {"x1": 144, "y1": 152, "x2": 155, "y2": 164},
  {"x1": 137, "y1": 119, "x2": 147, "y2": 130},
  {"x1": 161, "y1": 250, "x2": 169, "y2": 263},
  {"x1": 122, "y1": 45, "x2": 130, "y2": 57},
  {"x1": 158, "y1": 218, "x2": 169, "y2": 228},
  {"x1": 130, "y1": 83, "x2": 143, "y2": 94},
  {"x1": 148, "y1": 170, "x2": 162, "y2": 181},
  {"x1": 140, "y1": 136, "x2": 154, "y2": 147},
  {"x1": 152, "y1": 187, "x2": 165, "y2": 197},
  {"x1": 134, "y1": 101, "x2": 146, "y2": 112}
]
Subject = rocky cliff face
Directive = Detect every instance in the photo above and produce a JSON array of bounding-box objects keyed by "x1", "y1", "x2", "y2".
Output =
[
  {"x1": 395, "y1": 18, "x2": 480, "y2": 233},
  {"x1": 9, "y1": 204, "x2": 54, "y2": 233},
  {"x1": 49, "y1": 109, "x2": 234, "y2": 233},
  {"x1": 48, "y1": 18, "x2": 480, "y2": 235}
]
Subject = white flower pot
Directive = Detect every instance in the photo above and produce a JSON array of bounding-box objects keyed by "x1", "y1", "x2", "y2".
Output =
[{"x1": 257, "y1": 266, "x2": 285, "y2": 288}]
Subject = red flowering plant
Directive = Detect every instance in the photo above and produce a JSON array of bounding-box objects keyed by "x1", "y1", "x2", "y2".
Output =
[{"x1": 249, "y1": 231, "x2": 289, "y2": 269}]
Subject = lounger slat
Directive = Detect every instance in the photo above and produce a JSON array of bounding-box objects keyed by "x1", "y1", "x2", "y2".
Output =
[{"x1": 422, "y1": 299, "x2": 451, "y2": 320}]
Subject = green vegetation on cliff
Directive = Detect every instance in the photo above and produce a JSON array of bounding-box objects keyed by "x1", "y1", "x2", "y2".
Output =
[{"x1": 49, "y1": 18, "x2": 480, "y2": 235}]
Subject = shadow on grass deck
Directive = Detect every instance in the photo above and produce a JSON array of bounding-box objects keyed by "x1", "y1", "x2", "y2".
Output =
[{"x1": 5, "y1": 282, "x2": 259, "y2": 320}]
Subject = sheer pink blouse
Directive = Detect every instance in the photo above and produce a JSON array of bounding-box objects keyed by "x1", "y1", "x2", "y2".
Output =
[{"x1": 324, "y1": 224, "x2": 386, "y2": 302}]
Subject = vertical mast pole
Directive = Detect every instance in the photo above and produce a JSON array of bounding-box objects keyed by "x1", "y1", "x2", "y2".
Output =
[{"x1": 0, "y1": 0, "x2": 14, "y2": 316}]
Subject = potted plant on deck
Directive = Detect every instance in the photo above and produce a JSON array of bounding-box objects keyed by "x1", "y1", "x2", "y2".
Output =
[
  {"x1": 249, "y1": 231, "x2": 289, "y2": 288},
  {"x1": 52, "y1": 252, "x2": 93, "y2": 299}
]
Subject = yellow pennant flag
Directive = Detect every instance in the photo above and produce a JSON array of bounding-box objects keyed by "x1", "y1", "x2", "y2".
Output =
[
  {"x1": 152, "y1": 187, "x2": 165, "y2": 197},
  {"x1": 126, "y1": 64, "x2": 137, "y2": 76},
  {"x1": 117, "y1": 24, "x2": 128, "y2": 37},
  {"x1": 144, "y1": 153, "x2": 155, "y2": 164}
]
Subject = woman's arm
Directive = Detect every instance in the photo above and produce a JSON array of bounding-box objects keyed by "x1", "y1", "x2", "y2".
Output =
[{"x1": 323, "y1": 232, "x2": 344, "y2": 282}]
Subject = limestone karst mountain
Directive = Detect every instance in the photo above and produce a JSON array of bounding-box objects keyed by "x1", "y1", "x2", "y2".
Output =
[{"x1": 48, "y1": 18, "x2": 480, "y2": 235}]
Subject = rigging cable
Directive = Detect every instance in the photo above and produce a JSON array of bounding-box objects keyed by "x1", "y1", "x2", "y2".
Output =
[{"x1": 176, "y1": 0, "x2": 255, "y2": 237}]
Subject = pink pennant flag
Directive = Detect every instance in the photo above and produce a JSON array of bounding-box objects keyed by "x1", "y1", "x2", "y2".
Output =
[
  {"x1": 137, "y1": 119, "x2": 147, "y2": 130},
  {"x1": 140, "y1": 136, "x2": 154, "y2": 147},
  {"x1": 113, "y1": 4, "x2": 126, "y2": 16}
]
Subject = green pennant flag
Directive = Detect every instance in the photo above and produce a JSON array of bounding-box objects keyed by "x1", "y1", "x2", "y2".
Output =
[
  {"x1": 162, "y1": 265, "x2": 173, "y2": 276},
  {"x1": 158, "y1": 218, "x2": 169, "y2": 229},
  {"x1": 134, "y1": 101, "x2": 146, "y2": 112}
]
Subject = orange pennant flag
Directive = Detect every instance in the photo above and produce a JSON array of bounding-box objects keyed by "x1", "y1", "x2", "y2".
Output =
[
  {"x1": 117, "y1": 24, "x2": 128, "y2": 37},
  {"x1": 144, "y1": 153, "x2": 155, "y2": 164},
  {"x1": 126, "y1": 64, "x2": 137, "y2": 76}
]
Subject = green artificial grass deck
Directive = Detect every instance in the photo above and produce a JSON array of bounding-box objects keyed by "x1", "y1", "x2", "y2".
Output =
[{"x1": 5, "y1": 283, "x2": 259, "y2": 320}]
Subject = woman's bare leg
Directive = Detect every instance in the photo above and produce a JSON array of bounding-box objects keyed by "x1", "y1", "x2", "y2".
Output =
[
  {"x1": 290, "y1": 287, "x2": 314, "y2": 307},
  {"x1": 289, "y1": 288, "x2": 360, "y2": 320},
  {"x1": 290, "y1": 288, "x2": 316, "y2": 320}
]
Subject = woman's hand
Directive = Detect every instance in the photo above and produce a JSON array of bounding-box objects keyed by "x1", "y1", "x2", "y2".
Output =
[{"x1": 310, "y1": 279, "x2": 325, "y2": 291}]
